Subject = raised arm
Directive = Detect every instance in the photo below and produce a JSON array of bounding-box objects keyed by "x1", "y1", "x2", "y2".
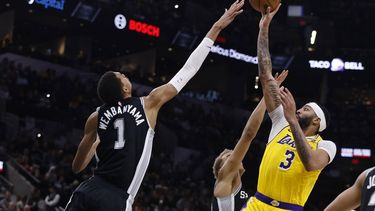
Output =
[
  {"x1": 226, "y1": 99, "x2": 266, "y2": 166},
  {"x1": 324, "y1": 168, "x2": 371, "y2": 211},
  {"x1": 221, "y1": 71, "x2": 288, "y2": 174},
  {"x1": 72, "y1": 112, "x2": 98, "y2": 173},
  {"x1": 257, "y1": 5, "x2": 281, "y2": 113},
  {"x1": 280, "y1": 88, "x2": 332, "y2": 171},
  {"x1": 143, "y1": 0, "x2": 244, "y2": 126}
]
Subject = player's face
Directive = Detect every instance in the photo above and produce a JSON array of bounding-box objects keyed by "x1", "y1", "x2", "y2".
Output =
[
  {"x1": 296, "y1": 105, "x2": 316, "y2": 130},
  {"x1": 115, "y1": 72, "x2": 132, "y2": 95}
]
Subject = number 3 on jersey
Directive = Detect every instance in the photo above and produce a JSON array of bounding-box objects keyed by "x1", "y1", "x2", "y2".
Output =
[
  {"x1": 114, "y1": 118, "x2": 126, "y2": 149},
  {"x1": 279, "y1": 150, "x2": 295, "y2": 170}
]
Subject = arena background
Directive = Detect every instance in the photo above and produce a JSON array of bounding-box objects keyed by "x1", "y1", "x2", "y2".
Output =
[{"x1": 0, "y1": 0, "x2": 374, "y2": 210}]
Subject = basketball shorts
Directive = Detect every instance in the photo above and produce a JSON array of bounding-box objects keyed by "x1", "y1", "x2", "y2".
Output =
[{"x1": 65, "y1": 176, "x2": 129, "y2": 211}]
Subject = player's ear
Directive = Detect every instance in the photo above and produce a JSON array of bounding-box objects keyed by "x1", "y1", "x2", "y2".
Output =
[{"x1": 312, "y1": 117, "x2": 320, "y2": 127}]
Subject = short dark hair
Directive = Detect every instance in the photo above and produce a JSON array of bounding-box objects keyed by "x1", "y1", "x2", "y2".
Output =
[
  {"x1": 97, "y1": 71, "x2": 123, "y2": 105},
  {"x1": 317, "y1": 103, "x2": 331, "y2": 129}
]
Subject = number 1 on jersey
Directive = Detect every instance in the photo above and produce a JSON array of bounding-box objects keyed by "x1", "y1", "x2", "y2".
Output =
[{"x1": 114, "y1": 118, "x2": 126, "y2": 149}]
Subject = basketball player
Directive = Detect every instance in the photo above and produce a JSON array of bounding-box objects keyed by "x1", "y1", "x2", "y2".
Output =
[
  {"x1": 324, "y1": 167, "x2": 375, "y2": 211},
  {"x1": 211, "y1": 70, "x2": 288, "y2": 211},
  {"x1": 64, "y1": 1, "x2": 245, "y2": 210},
  {"x1": 242, "y1": 5, "x2": 337, "y2": 211}
]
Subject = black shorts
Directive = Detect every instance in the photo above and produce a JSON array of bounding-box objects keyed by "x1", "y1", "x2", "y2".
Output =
[{"x1": 65, "y1": 176, "x2": 129, "y2": 211}]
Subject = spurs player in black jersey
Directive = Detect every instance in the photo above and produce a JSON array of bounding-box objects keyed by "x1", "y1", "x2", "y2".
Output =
[
  {"x1": 325, "y1": 167, "x2": 375, "y2": 211},
  {"x1": 211, "y1": 70, "x2": 288, "y2": 211},
  {"x1": 65, "y1": 1, "x2": 245, "y2": 211}
]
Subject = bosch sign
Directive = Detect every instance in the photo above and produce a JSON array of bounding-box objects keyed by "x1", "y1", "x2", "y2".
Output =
[
  {"x1": 309, "y1": 58, "x2": 365, "y2": 71},
  {"x1": 129, "y1": 20, "x2": 160, "y2": 38}
]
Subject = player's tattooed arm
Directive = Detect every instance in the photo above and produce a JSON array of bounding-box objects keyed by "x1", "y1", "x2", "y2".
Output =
[
  {"x1": 257, "y1": 5, "x2": 281, "y2": 113},
  {"x1": 280, "y1": 88, "x2": 316, "y2": 170},
  {"x1": 288, "y1": 121, "x2": 312, "y2": 167},
  {"x1": 222, "y1": 71, "x2": 287, "y2": 173},
  {"x1": 258, "y1": 29, "x2": 280, "y2": 112},
  {"x1": 280, "y1": 88, "x2": 330, "y2": 171},
  {"x1": 257, "y1": 25, "x2": 272, "y2": 76}
]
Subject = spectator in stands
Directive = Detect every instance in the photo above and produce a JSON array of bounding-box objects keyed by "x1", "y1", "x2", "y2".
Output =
[
  {"x1": 44, "y1": 186, "x2": 60, "y2": 211},
  {"x1": 0, "y1": 190, "x2": 13, "y2": 210}
]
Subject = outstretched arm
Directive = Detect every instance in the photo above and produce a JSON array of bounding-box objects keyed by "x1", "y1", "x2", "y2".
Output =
[
  {"x1": 257, "y1": 5, "x2": 281, "y2": 113},
  {"x1": 220, "y1": 71, "x2": 288, "y2": 175},
  {"x1": 72, "y1": 112, "x2": 98, "y2": 173},
  {"x1": 280, "y1": 88, "x2": 331, "y2": 171},
  {"x1": 144, "y1": 0, "x2": 245, "y2": 127},
  {"x1": 226, "y1": 99, "x2": 266, "y2": 165},
  {"x1": 324, "y1": 168, "x2": 371, "y2": 211}
]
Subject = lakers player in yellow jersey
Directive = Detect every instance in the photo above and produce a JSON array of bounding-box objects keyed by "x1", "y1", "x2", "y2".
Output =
[
  {"x1": 242, "y1": 4, "x2": 337, "y2": 211},
  {"x1": 211, "y1": 70, "x2": 288, "y2": 211}
]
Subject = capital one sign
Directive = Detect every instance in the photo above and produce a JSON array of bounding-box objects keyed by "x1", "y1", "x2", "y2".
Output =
[
  {"x1": 28, "y1": 0, "x2": 65, "y2": 11},
  {"x1": 309, "y1": 58, "x2": 365, "y2": 71}
]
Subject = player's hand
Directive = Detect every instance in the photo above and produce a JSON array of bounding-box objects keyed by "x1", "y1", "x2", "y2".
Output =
[
  {"x1": 259, "y1": 3, "x2": 281, "y2": 29},
  {"x1": 214, "y1": 0, "x2": 244, "y2": 30},
  {"x1": 275, "y1": 69, "x2": 288, "y2": 86},
  {"x1": 280, "y1": 87, "x2": 298, "y2": 124}
]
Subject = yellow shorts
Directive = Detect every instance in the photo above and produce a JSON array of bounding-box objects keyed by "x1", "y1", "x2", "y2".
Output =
[{"x1": 241, "y1": 197, "x2": 292, "y2": 211}]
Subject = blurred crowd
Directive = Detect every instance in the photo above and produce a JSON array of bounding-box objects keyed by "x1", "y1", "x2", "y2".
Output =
[{"x1": 0, "y1": 57, "x2": 374, "y2": 211}]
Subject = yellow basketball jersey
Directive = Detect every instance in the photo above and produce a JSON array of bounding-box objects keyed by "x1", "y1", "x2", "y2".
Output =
[{"x1": 257, "y1": 126, "x2": 322, "y2": 206}]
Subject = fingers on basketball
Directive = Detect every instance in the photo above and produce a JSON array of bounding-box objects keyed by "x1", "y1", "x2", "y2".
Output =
[{"x1": 249, "y1": 0, "x2": 280, "y2": 13}]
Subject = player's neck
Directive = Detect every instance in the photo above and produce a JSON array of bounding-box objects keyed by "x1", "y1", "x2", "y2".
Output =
[
  {"x1": 302, "y1": 126, "x2": 318, "y2": 137},
  {"x1": 123, "y1": 94, "x2": 132, "y2": 99}
]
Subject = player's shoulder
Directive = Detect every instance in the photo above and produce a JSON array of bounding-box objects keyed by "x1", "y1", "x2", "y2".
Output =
[
  {"x1": 89, "y1": 110, "x2": 99, "y2": 119},
  {"x1": 89, "y1": 111, "x2": 99, "y2": 122},
  {"x1": 318, "y1": 140, "x2": 336, "y2": 151},
  {"x1": 356, "y1": 167, "x2": 375, "y2": 187},
  {"x1": 318, "y1": 140, "x2": 337, "y2": 163},
  {"x1": 83, "y1": 111, "x2": 99, "y2": 132},
  {"x1": 319, "y1": 139, "x2": 335, "y2": 145},
  {"x1": 365, "y1": 166, "x2": 375, "y2": 176}
]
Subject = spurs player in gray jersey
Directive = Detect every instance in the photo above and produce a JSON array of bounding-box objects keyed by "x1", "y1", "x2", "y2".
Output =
[
  {"x1": 211, "y1": 71, "x2": 288, "y2": 211},
  {"x1": 325, "y1": 167, "x2": 375, "y2": 211},
  {"x1": 65, "y1": 1, "x2": 245, "y2": 211}
]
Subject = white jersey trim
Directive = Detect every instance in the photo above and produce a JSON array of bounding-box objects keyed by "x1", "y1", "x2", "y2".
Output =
[
  {"x1": 126, "y1": 128, "x2": 155, "y2": 210},
  {"x1": 94, "y1": 151, "x2": 100, "y2": 163},
  {"x1": 215, "y1": 183, "x2": 242, "y2": 211},
  {"x1": 125, "y1": 196, "x2": 133, "y2": 211}
]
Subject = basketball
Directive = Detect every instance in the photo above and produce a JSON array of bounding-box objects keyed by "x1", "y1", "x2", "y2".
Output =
[{"x1": 250, "y1": 0, "x2": 280, "y2": 13}]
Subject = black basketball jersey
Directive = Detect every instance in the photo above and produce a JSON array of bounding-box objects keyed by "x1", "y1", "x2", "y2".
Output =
[
  {"x1": 94, "y1": 97, "x2": 154, "y2": 198},
  {"x1": 211, "y1": 183, "x2": 249, "y2": 211},
  {"x1": 361, "y1": 167, "x2": 375, "y2": 211}
]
